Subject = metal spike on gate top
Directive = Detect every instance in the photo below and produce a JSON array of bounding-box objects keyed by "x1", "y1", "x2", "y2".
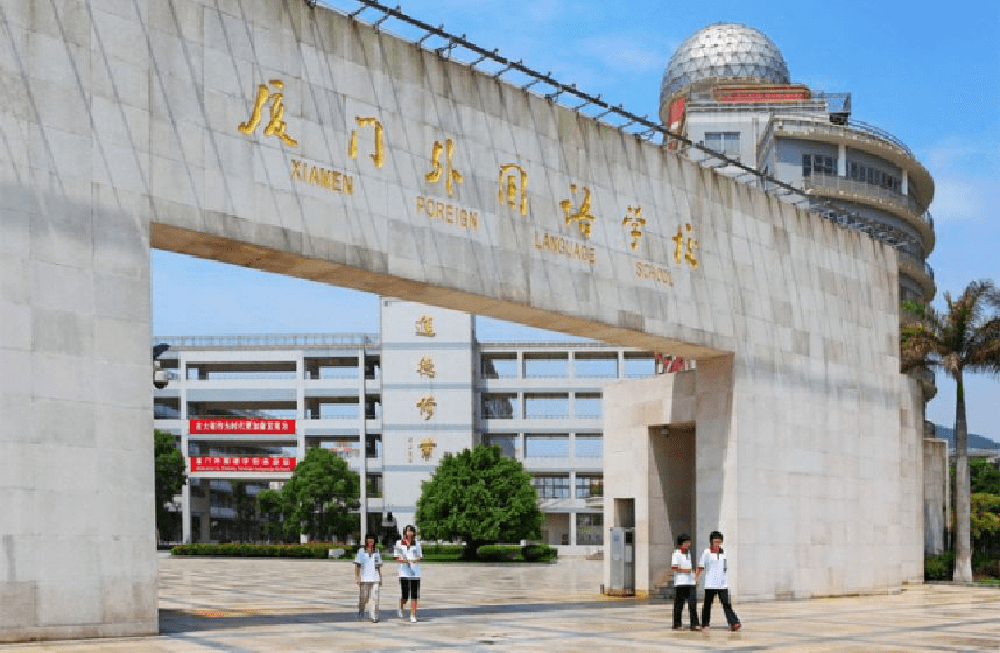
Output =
[{"x1": 338, "y1": 0, "x2": 867, "y2": 233}]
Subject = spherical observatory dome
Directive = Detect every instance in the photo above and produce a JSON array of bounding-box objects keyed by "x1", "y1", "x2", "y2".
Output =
[{"x1": 660, "y1": 22, "x2": 790, "y2": 104}]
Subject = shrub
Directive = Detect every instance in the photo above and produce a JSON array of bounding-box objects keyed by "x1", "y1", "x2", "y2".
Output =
[
  {"x1": 925, "y1": 551, "x2": 955, "y2": 581},
  {"x1": 476, "y1": 544, "x2": 520, "y2": 562},
  {"x1": 522, "y1": 543, "x2": 558, "y2": 562},
  {"x1": 418, "y1": 544, "x2": 465, "y2": 561},
  {"x1": 170, "y1": 543, "x2": 339, "y2": 559},
  {"x1": 973, "y1": 553, "x2": 1000, "y2": 579}
]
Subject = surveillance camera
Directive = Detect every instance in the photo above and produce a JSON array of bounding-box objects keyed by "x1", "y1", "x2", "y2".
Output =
[{"x1": 153, "y1": 364, "x2": 169, "y2": 389}]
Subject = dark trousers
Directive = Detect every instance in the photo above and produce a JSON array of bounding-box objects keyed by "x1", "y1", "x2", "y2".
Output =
[
  {"x1": 672, "y1": 584, "x2": 699, "y2": 628},
  {"x1": 702, "y1": 588, "x2": 739, "y2": 627}
]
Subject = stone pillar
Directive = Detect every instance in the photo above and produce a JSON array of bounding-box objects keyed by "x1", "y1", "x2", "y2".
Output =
[
  {"x1": 0, "y1": 181, "x2": 158, "y2": 641},
  {"x1": 181, "y1": 483, "x2": 192, "y2": 544}
]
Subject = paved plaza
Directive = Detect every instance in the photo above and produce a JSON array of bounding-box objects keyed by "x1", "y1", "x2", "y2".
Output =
[{"x1": 1, "y1": 554, "x2": 998, "y2": 652}]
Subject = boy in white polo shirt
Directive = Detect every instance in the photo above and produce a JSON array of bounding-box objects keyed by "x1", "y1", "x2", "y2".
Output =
[
  {"x1": 671, "y1": 533, "x2": 701, "y2": 631},
  {"x1": 698, "y1": 530, "x2": 741, "y2": 631}
]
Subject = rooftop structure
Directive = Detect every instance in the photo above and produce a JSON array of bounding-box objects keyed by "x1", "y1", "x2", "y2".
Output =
[
  {"x1": 660, "y1": 22, "x2": 790, "y2": 101},
  {"x1": 660, "y1": 22, "x2": 936, "y2": 306}
]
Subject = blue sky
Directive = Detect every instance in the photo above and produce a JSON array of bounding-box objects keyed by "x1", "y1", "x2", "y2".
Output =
[{"x1": 152, "y1": 0, "x2": 1000, "y2": 438}]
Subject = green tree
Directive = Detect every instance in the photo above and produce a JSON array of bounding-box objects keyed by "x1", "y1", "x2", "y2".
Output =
[
  {"x1": 971, "y1": 459, "x2": 1000, "y2": 495},
  {"x1": 231, "y1": 482, "x2": 258, "y2": 542},
  {"x1": 257, "y1": 487, "x2": 291, "y2": 543},
  {"x1": 902, "y1": 280, "x2": 1000, "y2": 581},
  {"x1": 416, "y1": 444, "x2": 542, "y2": 559},
  {"x1": 281, "y1": 447, "x2": 360, "y2": 542},
  {"x1": 154, "y1": 429, "x2": 187, "y2": 543},
  {"x1": 971, "y1": 493, "x2": 1000, "y2": 544}
]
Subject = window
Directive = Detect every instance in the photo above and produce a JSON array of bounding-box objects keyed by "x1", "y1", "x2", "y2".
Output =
[
  {"x1": 576, "y1": 513, "x2": 604, "y2": 545},
  {"x1": 365, "y1": 435, "x2": 382, "y2": 459},
  {"x1": 364, "y1": 397, "x2": 381, "y2": 420},
  {"x1": 366, "y1": 474, "x2": 383, "y2": 498},
  {"x1": 574, "y1": 394, "x2": 602, "y2": 419},
  {"x1": 575, "y1": 435, "x2": 603, "y2": 459},
  {"x1": 308, "y1": 357, "x2": 358, "y2": 379},
  {"x1": 802, "y1": 154, "x2": 836, "y2": 177},
  {"x1": 525, "y1": 434, "x2": 569, "y2": 458},
  {"x1": 523, "y1": 353, "x2": 569, "y2": 378},
  {"x1": 531, "y1": 475, "x2": 570, "y2": 499},
  {"x1": 154, "y1": 398, "x2": 180, "y2": 419},
  {"x1": 573, "y1": 354, "x2": 618, "y2": 378},
  {"x1": 704, "y1": 131, "x2": 740, "y2": 156},
  {"x1": 481, "y1": 354, "x2": 517, "y2": 379},
  {"x1": 481, "y1": 393, "x2": 516, "y2": 419},
  {"x1": 323, "y1": 439, "x2": 360, "y2": 459},
  {"x1": 524, "y1": 394, "x2": 569, "y2": 419},
  {"x1": 192, "y1": 444, "x2": 294, "y2": 458},
  {"x1": 623, "y1": 353, "x2": 655, "y2": 378},
  {"x1": 485, "y1": 434, "x2": 518, "y2": 457},
  {"x1": 849, "y1": 161, "x2": 899, "y2": 192},
  {"x1": 317, "y1": 400, "x2": 358, "y2": 420},
  {"x1": 575, "y1": 475, "x2": 604, "y2": 498}
]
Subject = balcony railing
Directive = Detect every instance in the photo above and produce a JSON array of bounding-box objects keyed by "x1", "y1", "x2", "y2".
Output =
[
  {"x1": 846, "y1": 118, "x2": 913, "y2": 155},
  {"x1": 764, "y1": 114, "x2": 914, "y2": 158},
  {"x1": 898, "y1": 250, "x2": 935, "y2": 281},
  {"x1": 153, "y1": 333, "x2": 380, "y2": 349},
  {"x1": 804, "y1": 173, "x2": 918, "y2": 215},
  {"x1": 802, "y1": 176, "x2": 935, "y2": 247}
]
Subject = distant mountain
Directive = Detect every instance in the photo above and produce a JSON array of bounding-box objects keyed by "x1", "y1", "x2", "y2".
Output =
[{"x1": 933, "y1": 425, "x2": 1000, "y2": 450}]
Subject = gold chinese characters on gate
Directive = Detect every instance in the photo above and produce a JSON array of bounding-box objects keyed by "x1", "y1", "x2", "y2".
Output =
[{"x1": 236, "y1": 79, "x2": 700, "y2": 285}]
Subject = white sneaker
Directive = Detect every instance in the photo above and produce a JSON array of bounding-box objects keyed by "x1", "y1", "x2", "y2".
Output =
[
  {"x1": 410, "y1": 614, "x2": 417, "y2": 623},
  {"x1": 397, "y1": 607, "x2": 404, "y2": 619}
]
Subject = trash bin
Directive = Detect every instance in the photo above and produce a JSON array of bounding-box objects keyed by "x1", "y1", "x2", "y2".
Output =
[{"x1": 608, "y1": 527, "x2": 635, "y2": 596}]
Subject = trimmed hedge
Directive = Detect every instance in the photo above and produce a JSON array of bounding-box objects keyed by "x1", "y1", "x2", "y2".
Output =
[
  {"x1": 171, "y1": 543, "x2": 346, "y2": 559},
  {"x1": 169, "y1": 541, "x2": 558, "y2": 563},
  {"x1": 522, "y1": 543, "x2": 558, "y2": 562},
  {"x1": 477, "y1": 544, "x2": 521, "y2": 561},
  {"x1": 476, "y1": 543, "x2": 558, "y2": 562},
  {"x1": 418, "y1": 543, "x2": 466, "y2": 561}
]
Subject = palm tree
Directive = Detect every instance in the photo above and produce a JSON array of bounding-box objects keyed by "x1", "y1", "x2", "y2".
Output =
[{"x1": 901, "y1": 280, "x2": 1000, "y2": 582}]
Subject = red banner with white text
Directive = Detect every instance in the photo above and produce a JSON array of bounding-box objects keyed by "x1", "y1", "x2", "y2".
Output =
[
  {"x1": 711, "y1": 85, "x2": 810, "y2": 103},
  {"x1": 189, "y1": 456, "x2": 297, "y2": 472},
  {"x1": 189, "y1": 419, "x2": 295, "y2": 434}
]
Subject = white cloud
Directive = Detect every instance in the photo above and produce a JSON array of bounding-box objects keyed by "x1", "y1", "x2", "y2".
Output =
[
  {"x1": 923, "y1": 137, "x2": 1000, "y2": 224},
  {"x1": 522, "y1": 0, "x2": 572, "y2": 23},
  {"x1": 929, "y1": 174, "x2": 998, "y2": 225},
  {"x1": 577, "y1": 33, "x2": 666, "y2": 74}
]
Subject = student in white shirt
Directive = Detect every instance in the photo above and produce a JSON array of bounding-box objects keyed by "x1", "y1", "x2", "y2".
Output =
[
  {"x1": 697, "y1": 530, "x2": 741, "y2": 631},
  {"x1": 354, "y1": 533, "x2": 383, "y2": 623},
  {"x1": 670, "y1": 533, "x2": 702, "y2": 631},
  {"x1": 393, "y1": 525, "x2": 423, "y2": 623}
]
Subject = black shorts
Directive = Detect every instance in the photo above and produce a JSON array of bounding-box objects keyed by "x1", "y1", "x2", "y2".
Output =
[{"x1": 400, "y1": 577, "x2": 420, "y2": 601}]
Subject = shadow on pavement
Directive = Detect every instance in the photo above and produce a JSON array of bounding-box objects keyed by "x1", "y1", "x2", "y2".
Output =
[{"x1": 160, "y1": 599, "x2": 641, "y2": 634}]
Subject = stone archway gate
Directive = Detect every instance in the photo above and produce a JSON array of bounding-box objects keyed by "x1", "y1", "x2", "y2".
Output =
[{"x1": 0, "y1": 0, "x2": 923, "y2": 640}]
